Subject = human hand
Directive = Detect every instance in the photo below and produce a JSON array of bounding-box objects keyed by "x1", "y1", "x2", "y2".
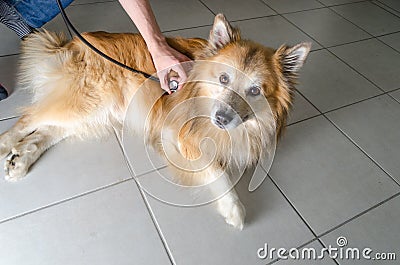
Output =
[{"x1": 149, "y1": 43, "x2": 191, "y2": 94}]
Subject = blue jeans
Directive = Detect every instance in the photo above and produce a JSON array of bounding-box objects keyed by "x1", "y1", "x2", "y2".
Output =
[{"x1": 4, "y1": 0, "x2": 74, "y2": 28}]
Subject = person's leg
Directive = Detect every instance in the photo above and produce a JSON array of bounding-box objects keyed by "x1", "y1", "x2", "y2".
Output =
[
  {"x1": 0, "y1": 0, "x2": 28, "y2": 101},
  {"x1": 1, "y1": 0, "x2": 75, "y2": 39},
  {"x1": 5, "y1": 0, "x2": 74, "y2": 29},
  {"x1": 0, "y1": 0, "x2": 33, "y2": 38},
  {"x1": 0, "y1": 0, "x2": 74, "y2": 101}
]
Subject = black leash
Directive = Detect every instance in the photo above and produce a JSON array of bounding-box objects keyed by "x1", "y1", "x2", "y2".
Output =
[{"x1": 55, "y1": 0, "x2": 160, "y2": 82}]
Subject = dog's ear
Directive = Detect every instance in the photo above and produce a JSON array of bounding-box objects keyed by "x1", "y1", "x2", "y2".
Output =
[
  {"x1": 274, "y1": 43, "x2": 311, "y2": 79},
  {"x1": 209, "y1": 14, "x2": 240, "y2": 49}
]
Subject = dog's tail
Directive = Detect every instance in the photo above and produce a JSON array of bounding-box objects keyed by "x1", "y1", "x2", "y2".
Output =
[{"x1": 18, "y1": 30, "x2": 72, "y2": 101}]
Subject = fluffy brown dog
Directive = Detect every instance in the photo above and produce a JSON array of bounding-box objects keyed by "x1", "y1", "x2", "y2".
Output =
[{"x1": 0, "y1": 14, "x2": 310, "y2": 229}]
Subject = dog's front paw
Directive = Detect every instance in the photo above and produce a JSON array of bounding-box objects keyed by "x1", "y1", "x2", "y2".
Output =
[
  {"x1": 4, "y1": 149, "x2": 28, "y2": 182},
  {"x1": 218, "y1": 199, "x2": 246, "y2": 230},
  {"x1": 0, "y1": 142, "x2": 11, "y2": 160}
]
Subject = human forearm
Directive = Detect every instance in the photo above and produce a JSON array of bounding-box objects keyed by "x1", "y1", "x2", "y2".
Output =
[
  {"x1": 119, "y1": 0, "x2": 190, "y2": 93},
  {"x1": 118, "y1": 0, "x2": 167, "y2": 53}
]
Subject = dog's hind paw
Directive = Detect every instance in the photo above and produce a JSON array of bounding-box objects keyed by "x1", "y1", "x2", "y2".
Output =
[{"x1": 4, "y1": 150, "x2": 28, "y2": 182}]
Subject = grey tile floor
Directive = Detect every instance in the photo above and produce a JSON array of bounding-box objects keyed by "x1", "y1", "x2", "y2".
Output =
[{"x1": 0, "y1": 0, "x2": 399, "y2": 264}]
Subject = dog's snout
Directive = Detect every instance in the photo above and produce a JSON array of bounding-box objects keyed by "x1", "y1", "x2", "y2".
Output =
[{"x1": 215, "y1": 110, "x2": 233, "y2": 127}]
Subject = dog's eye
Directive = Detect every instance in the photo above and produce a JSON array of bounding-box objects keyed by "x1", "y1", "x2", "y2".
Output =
[
  {"x1": 249, "y1": 86, "x2": 261, "y2": 96},
  {"x1": 219, "y1": 73, "x2": 229, "y2": 85}
]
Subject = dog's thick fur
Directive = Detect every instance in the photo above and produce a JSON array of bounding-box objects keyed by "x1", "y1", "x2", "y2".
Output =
[{"x1": 0, "y1": 14, "x2": 310, "y2": 229}]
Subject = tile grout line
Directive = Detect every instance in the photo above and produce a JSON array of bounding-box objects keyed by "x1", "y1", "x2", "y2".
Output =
[
  {"x1": 0, "y1": 124, "x2": 171, "y2": 225},
  {"x1": 160, "y1": 23, "x2": 214, "y2": 34},
  {"x1": 258, "y1": 0, "x2": 370, "y2": 16},
  {"x1": 108, "y1": 94, "x2": 399, "y2": 265},
  {"x1": 312, "y1": 0, "x2": 370, "y2": 8},
  {"x1": 320, "y1": 87, "x2": 400, "y2": 115},
  {"x1": 267, "y1": 175, "x2": 317, "y2": 238},
  {"x1": 0, "y1": 53, "x2": 19, "y2": 58},
  {"x1": 165, "y1": 1, "x2": 400, "y2": 56},
  {"x1": 0, "y1": 177, "x2": 133, "y2": 225},
  {"x1": 4, "y1": 149, "x2": 173, "y2": 257},
  {"x1": 5, "y1": 0, "x2": 399, "y2": 131},
  {"x1": 111, "y1": 127, "x2": 168, "y2": 176},
  {"x1": 321, "y1": 0, "x2": 400, "y2": 56},
  {"x1": 324, "y1": 114, "x2": 400, "y2": 187},
  {"x1": 0, "y1": 131, "x2": 169, "y2": 225},
  {"x1": 0, "y1": 97, "x2": 398, "y2": 258},
  {"x1": 1, "y1": 6, "x2": 398, "y2": 59},
  {"x1": 258, "y1": 0, "x2": 391, "y2": 57},
  {"x1": 230, "y1": 14, "x2": 279, "y2": 23},
  {"x1": 268, "y1": 191, "x2": 400, "y2": 264},
  {"x1": 309, "y1": 47, "x2": 325, "y2": 52},
  {"x1": 287, "y1": 87, "x2": 400, "y2": 128},
  {"x1": 112, "y1": 127, "x2": 138, "y2": 177},
  {"x1": 374, "y1": 36, "x2": 400, "y2": 54},
  {"x1": 259, "y1": 0, "x2": 400, "y2": 179},
  {"x1": 0, "y1": 1, "x2": 396, "y2": 55},
  {"x1": 0, "y1": 115, "x2": 20, "y2": 122},
  {"x1": 325, "y1": 47, "x2": 387, "y2": 92},
  {"x1": 267, "y1": 237, "x2": 333, "y2": 265},
  {"x1": 263, "y1": 0, "x2": 400, "y2": 247},
  {"x1": 266, "y1": 238, "x2": 322, "y2": 265},
  {"x1": 254, "y1": 1, "x2": 400, "y2": 263},
  {"x1": 162, "y1": 24, "x2": 212, "y2": 34},
  {"x1": 112, "y1": 129, "x2": 176, "y2": 265},
  {"x1": 0, "y1": 2, "x2": 399, "y2": 262},
  {"x1": 267, "y1": 174, "x2": 340, "y2": 265},
  {"x1": 269, "y1": 178, "x2": 400, "y2": 263},
  {"x1": 165, "y1": 0, "x2": 372, "y2": 35},
  {"x1": 248, "y1": 6, "x2": 324, "y2": 252},
  {"x1": 271, "y1": 1, "x2": 400, "y2": 99},
  {"x1": 287, "y1": 113, "x2": 322, "y2": 127},
  {"x1": 81, "y1": 5, "x2": 399, "y2": 262},
  {"x1": 71, "y1": 0, "x2": 115, "y2": 7},
  {"x1": 53, "y1": 6, "x2": 81, "y2": 39},
  {"x1": 131, "y1": 177, "x2": 176, "y2": 265},
  {"x1": 294, "y1": 86, "x2": 400, "y2": 188},
  {"x1": 315, "y1": 191, "x2": 400, "y2": 242},
  {"x1": 258, "y1": 1, "x2": 325, "y2": 50},
  {"x1": 104, "y1": 4, "x2": 396, "y2": 264},
  {"x1": 324, "y1": 88, "x2": 400, "y2": 111},
  {"x1": 1, "y1": 1, "x2": 397, "y2": 183},
  {"x1": 281, "y1": 0, "x2": 400, "y2": 59},
  {"x1": 323, "y1": 29, "x2": 400, "y2": 49},
  {"x1": 197, "y1": 0, "x2": 216, "y2": 16},
  {"x1": 389, "y1": 93, "x2": 400, "y2": 105},
  {"x1": 374, "y1": 0, "x2": 400, "y2": 18}
]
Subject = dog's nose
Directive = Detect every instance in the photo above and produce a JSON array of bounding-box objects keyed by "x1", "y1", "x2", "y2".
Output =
[{"x1": 215, "y1": 111, "x2": 233, "y2": 127}]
